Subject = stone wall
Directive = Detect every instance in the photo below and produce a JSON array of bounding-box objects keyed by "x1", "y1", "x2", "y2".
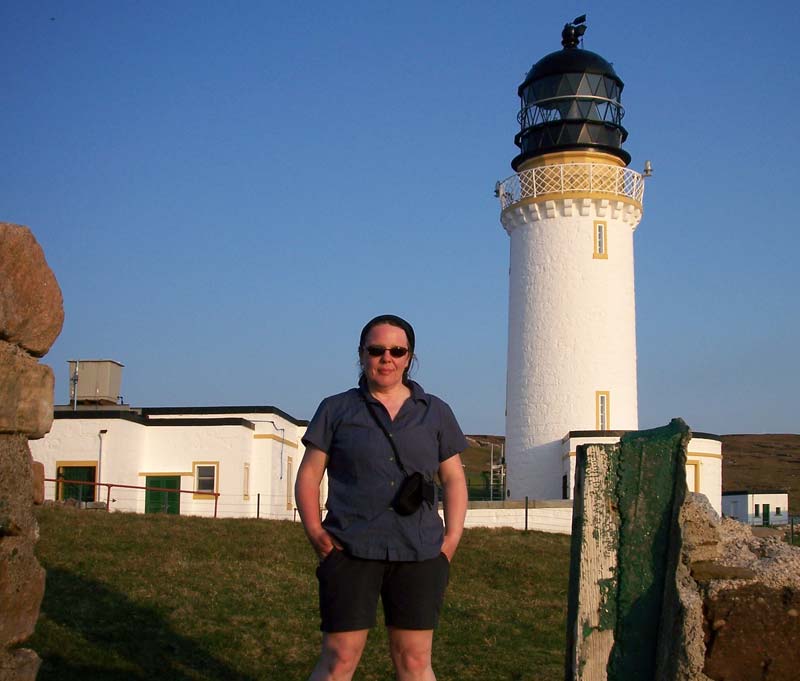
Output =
[
  {"x1": 565, "y1": 420, "x2": 800, "y2": 680},
  {"x1": 670, "y1": 493, "x2": 800, "y2": 681},
  {"x1": 0, "y1": 223, "x2": 63, "y2": 680}
]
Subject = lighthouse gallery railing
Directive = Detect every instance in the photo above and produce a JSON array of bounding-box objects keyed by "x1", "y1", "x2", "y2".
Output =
[{"x1": 497, "y1": 163, "x2": 644, "y2": 210}]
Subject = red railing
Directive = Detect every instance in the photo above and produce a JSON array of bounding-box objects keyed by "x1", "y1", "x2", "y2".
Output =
[{"x1": 45, "y1": 478, "x2": 219, "y2": 518}]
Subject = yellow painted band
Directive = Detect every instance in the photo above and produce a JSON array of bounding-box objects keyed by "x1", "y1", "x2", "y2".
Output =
[
  {"x1": 253, "y1": 433, "x2": 299, "y2": 449},
  {"x1": 687, "y1": 451, "x2": 723, "y2": 460},
  {"x1": 56, "y1": 460, "x2": 97, "y2": 469},
  {"x1": 139, "y1": 471, "x2": 192, "y2": 477}
]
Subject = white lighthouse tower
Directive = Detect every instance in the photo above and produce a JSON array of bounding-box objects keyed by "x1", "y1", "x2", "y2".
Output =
[{"x1": 497, "y1": 18, "x2": 645, "y2": 500}]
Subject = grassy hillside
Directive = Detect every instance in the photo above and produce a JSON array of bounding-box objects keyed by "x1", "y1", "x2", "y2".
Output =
[
  {"x1": 466, "y1": 433, "x2": 800, "y2": 515},
  {"x1": 462, "y1": 436, "x2": 506, "y2": 500},
  {"x1": 30, "y1": 505, "x2": 570, "y2": 681},
  {"x1": 721, "y1": 434, "x2": 800, "y2": 515}
]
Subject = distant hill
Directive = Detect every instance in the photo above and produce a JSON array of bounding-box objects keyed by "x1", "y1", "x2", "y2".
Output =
[
  {"x1": 465, "y1": 433, "x2": 800, "y2": 515},
  {"x1": 721, "y1": 434, "x2": 800, "y2": 515}
]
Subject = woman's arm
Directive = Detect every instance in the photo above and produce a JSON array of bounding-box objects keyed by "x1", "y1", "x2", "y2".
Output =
[
  {"x1": 438, "y1": 453, "x2": 467, "y2": 562},
  {"x1": 295, "y1": 445, "x2": 342, "y2": 559}
]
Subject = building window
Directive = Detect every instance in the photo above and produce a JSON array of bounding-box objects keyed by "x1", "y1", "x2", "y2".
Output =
[
  {"x1": 243, "y1": 463, "x2": 250, "y2": 500},
  {"x1": 593, "y1": 221, "x2": 608, "y2": 259},
  {"x1": 596, "y1": 391, "x2": 610, "y2": 430},
  {"x1": 754, "y1": 503, "x2": 760, "y2": 517},
  {"x1": 776, "y1": 507, "x2": 782, "y2": 516},
  {"x1": 193, "y1": 462, "x2": 218, "y2": 499},
  {"x1": 56, "y1": 464, "x2": 97, "y2": 503}
]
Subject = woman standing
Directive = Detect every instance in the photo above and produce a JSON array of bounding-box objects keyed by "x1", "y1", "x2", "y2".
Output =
[{"x1": 296, "y1": 314, "x2": 468, "y2": 681}]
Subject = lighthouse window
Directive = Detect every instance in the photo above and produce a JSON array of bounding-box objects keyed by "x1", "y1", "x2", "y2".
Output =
[
  {"x1": 596, "y1": 392, "x2": 610, "y2": 430},
  {"x1": 594, "y1": 221, "x2": 608, "y2": 259}
]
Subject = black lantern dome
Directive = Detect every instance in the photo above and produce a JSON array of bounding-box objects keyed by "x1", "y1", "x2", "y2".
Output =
[{"x1": 512, "y1": 18, "x2": 630, "y2": 171}]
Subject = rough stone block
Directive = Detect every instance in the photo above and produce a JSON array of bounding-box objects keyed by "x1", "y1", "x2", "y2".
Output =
[
  {"x1": 680, "y1": 492, "x2": 721, "y2": 564},
  {"x1": 31, "y1": 462, "x2": 44, "y2": 505},
  {"x1": 0, "y1": 436, "x2": 36, "y2": 539},
  {"x1": 0, "y1": 341, "x2": 54, "y2": 438},
  {"x1": 0, "y1": 648, "x2": 41, "y2": 681},
  {"x1": 0, "y1": 223, "x2": 64, "y2": 358},
  {"x1": 0, "y1": 537, "x2": 45, "y2": 648},
  {"x1": 704, "y1": 584, "x2": 800, "y2": 681}
]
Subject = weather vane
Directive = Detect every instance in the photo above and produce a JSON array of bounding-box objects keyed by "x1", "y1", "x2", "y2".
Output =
[{"x1": 561, "y1": 14, "x2": 587, "y2": 48}]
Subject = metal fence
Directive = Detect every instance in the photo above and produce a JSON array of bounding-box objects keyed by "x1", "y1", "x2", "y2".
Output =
[
  {"x1": 46, "y1": 477, "x2": 219, "y2": 516},
  {"x1": 496, "y1": 162, "x2": 645, "y2": 210},
  {"x1": 43, "y1": 477, "x2": 304, "y2": 520}
]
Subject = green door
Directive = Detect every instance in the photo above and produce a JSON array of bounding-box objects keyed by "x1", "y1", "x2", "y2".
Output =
[
  {"x1": 145, "y1": 476, "x2": 181, "y2": 515},
  {"x1": 57, "y1": 466, "x2": 96, "y2": 502},
  {"x1": 763, "y1": 504, "x2": 771, "y2": 526}
]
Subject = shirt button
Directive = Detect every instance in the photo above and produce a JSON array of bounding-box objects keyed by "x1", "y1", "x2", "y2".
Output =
[
  {"x1": 389, "y1": 481, "x2": 395, "y2": 487},
  {"x1": 389, "y1": 457, "x2": 394, "y2": 462}
]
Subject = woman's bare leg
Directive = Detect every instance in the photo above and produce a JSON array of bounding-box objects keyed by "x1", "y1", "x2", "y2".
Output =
[{"x1": 308, "y1": 630, "x2": 369, "y2": 681}]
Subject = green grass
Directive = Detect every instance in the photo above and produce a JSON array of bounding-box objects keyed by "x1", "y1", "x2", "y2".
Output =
[{"x1": 30, "y1": 505, "x2": 570, "y2": 680}]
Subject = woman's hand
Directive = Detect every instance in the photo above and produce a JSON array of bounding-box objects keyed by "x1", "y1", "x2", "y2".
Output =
[
  {"x1": 295, "y1": 446, "x2": 344, "y2": 559},
  {"x1": 308, "y1": 527, "x2": 344, "y2": 560},
  {"x1": 439, "y1": 539, "x2": 455, "y2": 563},
  {"x1": 439, "y1": 454, "x2": 468, "y2": 563}
]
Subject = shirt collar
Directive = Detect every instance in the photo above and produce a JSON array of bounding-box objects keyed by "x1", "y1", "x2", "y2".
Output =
[{"x1": 358, "y1": 376, "x2": 429, "y2": 404}]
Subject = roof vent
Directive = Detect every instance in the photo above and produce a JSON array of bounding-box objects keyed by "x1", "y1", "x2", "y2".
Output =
[{"x1": 68, "y1": 360, "x2": 124, "y2": 406}]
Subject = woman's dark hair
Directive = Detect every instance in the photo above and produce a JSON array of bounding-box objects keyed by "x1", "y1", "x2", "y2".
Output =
[
  {"x1": 358, "y1": 314, "x2": 415, "y2": 353},
  {"x1": 358, "y1": 314, "x2": 417, "y2": 383}
]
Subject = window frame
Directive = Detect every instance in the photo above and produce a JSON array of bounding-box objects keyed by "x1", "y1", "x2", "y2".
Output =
[
  {"x1": 193, "y1": 461, "x2": 219, "y2": 500},
  {"x1": 595, "y1": 391, "x2": 611, "y2": 431},
  {"x1": 593, "y1": 220, "x2": 608, "y2": 259}
]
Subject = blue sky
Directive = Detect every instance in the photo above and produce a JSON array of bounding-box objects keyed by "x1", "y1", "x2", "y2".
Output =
[{"x1": 2, "y1": 1, "x2": 798, "y2": 435}]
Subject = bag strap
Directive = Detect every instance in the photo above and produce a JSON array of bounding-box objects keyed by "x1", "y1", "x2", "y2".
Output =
[
  {"x1": 363, "y1": 398, "x2": 408, "y2": 476},
  {"x1": 363, "y1": 396, "x2": 436, "y2": 508}
]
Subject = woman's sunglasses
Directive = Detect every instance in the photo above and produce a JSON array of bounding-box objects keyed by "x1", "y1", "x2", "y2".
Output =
[{"x1": 365, "y1": 345, "x2": 409, "y2": 358}]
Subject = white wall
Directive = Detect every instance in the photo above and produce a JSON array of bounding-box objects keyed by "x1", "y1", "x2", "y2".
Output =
[
  {"x1": 461, "y1": 506, "x2": 572, "y2": 533},
  {"x1": 503, "y1": 190, "x2": 641, "y2": 500},
  {"x1": 561, "y1": 433, "x2": 723, "y2": 514},
  {"x1": 30, "y1": 409, "x2": 306, "y2": 520},
  {"x1": 30, "y1": 417, "x2": 147, "y2": 510},
  {"x1": 686, "y1": 437, "x2": 722, "y2": 514}
]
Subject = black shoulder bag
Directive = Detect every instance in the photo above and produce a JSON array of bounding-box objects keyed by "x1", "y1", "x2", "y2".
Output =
[{"x1": 364, "y1": 400, "x2": 436, "y2": 515}]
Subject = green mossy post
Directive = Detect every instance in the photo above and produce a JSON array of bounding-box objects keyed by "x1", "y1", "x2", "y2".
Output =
[{"x1": 565, "y1": 419, "x2": 690, "y2": 681}]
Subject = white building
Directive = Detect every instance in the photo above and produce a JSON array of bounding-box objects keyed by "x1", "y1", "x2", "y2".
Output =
[
  {"x1": 722, "y1": 490, "x2": 790, "y2": 526},
  {"x1": 30, "y1": 361, "x2": 308, "y2": 519},
  {"x1": 496, "y1": 20, "x2": 722, "y2": 511}
]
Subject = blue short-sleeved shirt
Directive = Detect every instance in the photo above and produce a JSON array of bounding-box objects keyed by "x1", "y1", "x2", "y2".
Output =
[{"x1": 302, "y1": 378, "x2": 468, "y2": 561}]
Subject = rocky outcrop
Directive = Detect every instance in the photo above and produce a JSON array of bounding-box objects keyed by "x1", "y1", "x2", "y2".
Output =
[
  {"x1": 0, "y1": 343, "x2": 54, "y2": 438},
  {"x1": 566, "y1": 422, "x2": 800, "y2": 681},
  {"x1": 0, "y1": 222, "x2": 63, "y2": 680},
  {"x1": 0, "y1": 224, "x2": 63, "y2": 358},
  {"x1": 677, "y1": 494, "x2": 800, "y2": 681}
]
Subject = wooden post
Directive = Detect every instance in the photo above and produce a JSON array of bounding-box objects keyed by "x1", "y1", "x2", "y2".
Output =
[{"x1": 565, "y1": 419, "x2": 690, "y2": 681}]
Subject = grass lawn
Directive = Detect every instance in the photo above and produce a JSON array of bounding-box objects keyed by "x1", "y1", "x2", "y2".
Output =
[{"x1": 30, "y1": 505, "x2": 570, "y2": 680}]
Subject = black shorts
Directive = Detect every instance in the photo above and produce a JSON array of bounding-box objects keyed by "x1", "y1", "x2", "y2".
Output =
[{"x1": 316, "y1": 550, "x2": 450, "y2": 632}]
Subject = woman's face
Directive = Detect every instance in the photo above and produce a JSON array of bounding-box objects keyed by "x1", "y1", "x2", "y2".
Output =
[{"x1": 360, "y1": 323, "x2": 412, "y2": 391}]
